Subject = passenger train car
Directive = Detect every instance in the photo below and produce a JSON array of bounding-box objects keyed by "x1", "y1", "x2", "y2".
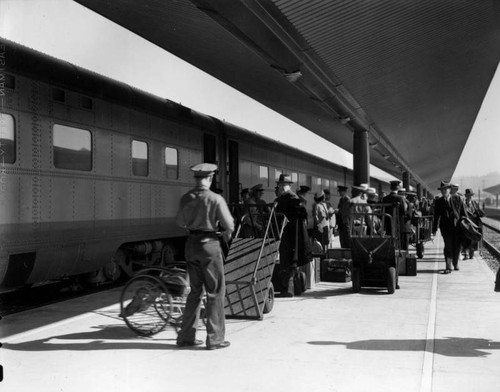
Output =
[{"x1": 0, "y1": 38, "x2": 387, "y2": 291}]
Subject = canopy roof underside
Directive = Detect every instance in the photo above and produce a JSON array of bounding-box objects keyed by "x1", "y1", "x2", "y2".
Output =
[{"x1": 75, "y1": 0, "x2": 500, "y2": 192}]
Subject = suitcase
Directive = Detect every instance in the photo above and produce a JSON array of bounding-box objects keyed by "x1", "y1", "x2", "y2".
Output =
[
  {"x1": 405, "y1": 254, "x2": 417, "y2": 276},
  {"x1": 321, "y1": 258, "x2": 352, "y2": 282}
]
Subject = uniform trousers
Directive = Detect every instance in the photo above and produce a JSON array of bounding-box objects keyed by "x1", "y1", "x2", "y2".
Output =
[
  {"x1": 441, "y1": 227, "x2": 462, "y2": 269},
  {"x1": 177, "y1": 234, "x2": 226, "y2": 346},
  {"x1": 339, "y1": 223, "x2": 350, "y2": 248}
]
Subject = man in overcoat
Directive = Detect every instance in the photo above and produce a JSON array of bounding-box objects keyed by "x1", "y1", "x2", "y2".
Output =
[
  {"x1": 432, "y1": 181, "x2": 466, "y2": 273},
  {"x1": 382, "y1": 180, "x2": 407, "y2": 248},
  {"x1": 275, "y1": 174, "x2": 312, "y2": 296}
]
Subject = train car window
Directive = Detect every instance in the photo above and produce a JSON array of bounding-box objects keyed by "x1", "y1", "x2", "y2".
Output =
[
  {"x1": 52, "y1": 88, "x2": 65, "y2": 103},
  {"x1": 291, "y1": 172, "x2": 298, "y2": 184},
  {"x1": 165, "y1": 147, "x2": 178, "y2": 179},
  {"x1": 53, "y1": 124, "x2": 92, "y2": 171},
  {"x1": 316, "y1": 177, "x2": 322, "y2": 186},
  {"x1": 132, "y1": 140, "x2": 148, "y2": 176},
  {"x1": 324, "y1": 179, "x2": 330, "y2": 190},
  {"x1": 298, "y1": 173, "x2": 307, "y2": 187},
  {"x1": 0, "y1": 113, "x2": 16, "y2": 163},
  {"x1": 274, "y1": 169, "x2": 282, "y2": 181},
  {"x1": 259, "y1": 166, "x2": 269, "y2": 187},
  {"x1": 81, "y1": 96, "x2": 93, "y2": 110}
]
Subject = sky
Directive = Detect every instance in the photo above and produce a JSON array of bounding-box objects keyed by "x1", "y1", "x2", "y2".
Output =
[{"x1": 1, "y1": 0, "x2": 499, "y2": 182}]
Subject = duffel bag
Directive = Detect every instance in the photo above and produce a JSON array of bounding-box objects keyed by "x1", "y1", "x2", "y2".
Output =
[{"x1": 459, "y1": 216, "x2": 482, "y2": 242}]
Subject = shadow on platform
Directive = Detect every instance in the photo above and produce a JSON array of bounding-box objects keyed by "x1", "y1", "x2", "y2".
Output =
[
  {"x1": 308, "y1": 337, "x2": 500, "y2": 357},
  {"x1": 297, "y1": 287, "x2": 353, "y2": 299},
  {"x1": 1, "y1": 325, "x2": 198, "y2": 352}
]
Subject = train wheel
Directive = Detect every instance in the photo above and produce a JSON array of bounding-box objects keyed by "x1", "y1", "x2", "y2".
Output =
[
  {"x1": 352, "y1": 267, "x2": 361, "y2": 293},
  {"x1": 387, "y1": 267, "x2": 396, "y2": 294},
  {"x1": 263, "y1": 283, "x2": 274, "y2": 314},
  {"x1": 103, "y1": 260, "x2": 121, "y2": 282},
  {"x1": 120, "y1": 274, "x2": 171, "y2": 336},
  {"x1": 114, "y1": 250, "x2": 134, "y2": 278},
  {"x1": 83, "y1": 268, "x2": 107, "y2": 285},
  {"x1": 416, "y1": 243, "x2": 424, "y2": 259},
  {"x1": 158, "y1": 244, "x2": 175, "y2": 267}
]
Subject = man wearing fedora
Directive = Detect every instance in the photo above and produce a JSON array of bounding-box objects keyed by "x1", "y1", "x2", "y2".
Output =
[
  {"x1": 335, "y1": 185, "x2": 351, "y2": 248},
  {"x1": 432, "y1": 181, "x2": 466, "y2": 273},
  {"x1": 274, "y1": 174, "x2": 312, "y2": 296},
  {"x1": 383, "y1": 180, "x2": 407, "y2": 249},
  {"x1": 462, "y1": 188, "x2": 484, "y2": 259},
  {"x1": 297, "y1": 185, "x2": 311, "y2": 205}
]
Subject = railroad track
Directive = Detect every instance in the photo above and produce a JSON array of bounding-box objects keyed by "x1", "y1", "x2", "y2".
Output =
[
  {"x1": 481, "y1": 218, "x2": 500, "y2": 262},
  {"x1": 0, "y1": 279, "x2": 125, "y2": 317}
]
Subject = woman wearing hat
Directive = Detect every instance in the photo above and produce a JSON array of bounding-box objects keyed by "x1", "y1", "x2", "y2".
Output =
[
  {"x1": 462, "y1": 188, "x2": 484, "y2": 259},
  {"x1": 312, "y1": 191, "x2": 330, "y2": 251}
]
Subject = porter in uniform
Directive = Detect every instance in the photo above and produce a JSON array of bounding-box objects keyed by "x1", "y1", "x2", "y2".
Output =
[
  {"x1": 176, "y1": 163, "x2": 234, "y2": 350},
  {"x1": 335, "y1": 185, "x2": 351, "y2": 248}
]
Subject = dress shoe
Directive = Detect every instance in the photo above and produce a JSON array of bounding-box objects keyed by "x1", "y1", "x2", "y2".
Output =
[
  {"x1": 206, "y1": 341, "x2": 230, "y2": 350},
  {"x1": 454, "y1": 266, "x2": 460, "y2": 271},
  {"x1": 177, "y1": 339, "x2": 204, "y2": 347}
]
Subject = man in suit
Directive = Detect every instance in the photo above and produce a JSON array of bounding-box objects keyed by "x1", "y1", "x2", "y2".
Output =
[
  {"x1": 432, "y1": 181, "x2": 466, "y2": 273},
  {"x1": 382, "y1": 180, "x2": 407, "y2": 249}
]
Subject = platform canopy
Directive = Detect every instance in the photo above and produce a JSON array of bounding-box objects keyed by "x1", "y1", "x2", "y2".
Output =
[
  {"x1": 75, "y1": 0, "x2": 500, "y2": 192},
  {"x1": 484, "y1": 184, "x2": 500, "y2": 196}
]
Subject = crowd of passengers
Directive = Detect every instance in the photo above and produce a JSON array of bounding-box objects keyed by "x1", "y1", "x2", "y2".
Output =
[{"x1": 236, "y1": 177, "x2": 484, "y2": 294}]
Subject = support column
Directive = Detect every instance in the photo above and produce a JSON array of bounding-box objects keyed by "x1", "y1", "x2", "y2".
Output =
[
  {"x1": 416, "y1": 183, "x2": 422, "y2": 199},
  {"x1": 353, "y1": 130, "x2": 369, "y2": 186},
  {"x1": 402, "y1": 171, "x2": 410, "y2": 191}
]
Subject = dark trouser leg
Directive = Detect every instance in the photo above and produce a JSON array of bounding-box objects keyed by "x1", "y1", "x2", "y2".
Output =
[
  {"x1": 339, "y1": 225, "x2": 350, "y2": 248},
  {"x1": 200, "y1": 240, "x2": 226, "y2": 346},
  {"x1": 451, "y1": 229, "x2": 462, "y2": 268},
  {"x1": 177, "y1": 258, "x2": 204, "y2": 344},
  {"x1": 442, "y1": 232, "x2": 454, "y2": 271}
]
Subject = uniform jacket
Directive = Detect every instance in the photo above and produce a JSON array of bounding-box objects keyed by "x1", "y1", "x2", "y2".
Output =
[
  {"x1": 336, "y1": 195, "x2": 351, "y2": 226},
  {"x1": 382, "y1": 191, "x2": 407, "y2": 236}
]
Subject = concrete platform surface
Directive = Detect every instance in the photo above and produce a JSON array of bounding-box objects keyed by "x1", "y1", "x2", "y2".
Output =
[{"x1": 1, "y1": 236, "x2": 500, "y2": 392}]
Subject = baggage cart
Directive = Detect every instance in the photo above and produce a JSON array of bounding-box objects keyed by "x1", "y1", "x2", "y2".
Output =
[{"x1": 348, "y1": 203, "x2": 402, "y2": 294}]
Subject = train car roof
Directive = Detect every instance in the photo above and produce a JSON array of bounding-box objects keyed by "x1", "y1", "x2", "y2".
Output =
[
  {"x1": 74, "y1": 0, "x2": 500, "y2": 192},
  {"x1": 1, "y1": 37, "x2": 387, "y2": 185}
]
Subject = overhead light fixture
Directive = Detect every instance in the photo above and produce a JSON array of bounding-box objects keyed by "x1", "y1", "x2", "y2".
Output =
[
  {"x1": 339, "y1": 116, "x2": 351, "y2": 124},
  {"x1": 270, "y1": 64, "x2": 303, "y2": 83},
  {"x1": 284, "y1": 70, "x2": 302, "y2": 83},
  {"x1": 369, "y1": 142, "x2": 379, "y2": 148},
  {"x1": 383, "y1": 155, "x2": 390, "y2": 159}
]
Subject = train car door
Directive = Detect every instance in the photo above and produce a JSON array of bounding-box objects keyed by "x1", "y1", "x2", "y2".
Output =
[
  {"x1": 203, "y1": 133, "x2": 218, "y2": 193},
  {"x1": 227, "y1": 139, "x2": 239, "y2": 204}
]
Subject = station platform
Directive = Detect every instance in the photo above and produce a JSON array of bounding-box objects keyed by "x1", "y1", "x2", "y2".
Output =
[{"x1": 1, "y1": 236, "x2": 500, "y2": 392}]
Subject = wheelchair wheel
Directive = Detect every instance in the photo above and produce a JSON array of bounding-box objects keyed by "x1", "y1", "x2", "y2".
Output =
[
  {"x1": 120, "y1": 274, "x2": 173, "y2": 336},
  {"x1": 159, "y1": 269, "x2": 189, "y2": 331}
]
